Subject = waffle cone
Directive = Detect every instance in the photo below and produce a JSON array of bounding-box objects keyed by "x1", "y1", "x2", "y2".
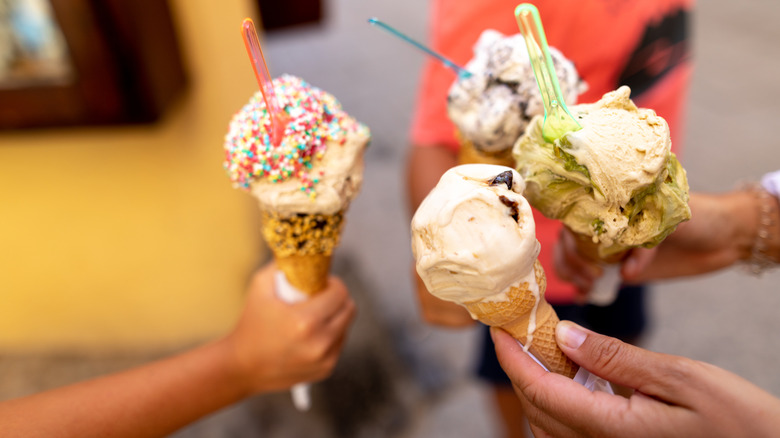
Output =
[
  {"x1": 260, "y1": 210, "x2": 345, "y2": 296},
  {"x1": 456, "y1": 131, "x2": 515, "y2": 167},
  {"x1": 463, "y1": 260, "x2": 578, "y2": 378}
]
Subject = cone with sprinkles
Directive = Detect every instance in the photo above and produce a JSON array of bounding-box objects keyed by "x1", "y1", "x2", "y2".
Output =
[
  {"x1": 224, "y1": 73, "x2": 370, "y2": 294},
  {"x1": 226, "y1": 21, "x2": 369, "y2": 412}
]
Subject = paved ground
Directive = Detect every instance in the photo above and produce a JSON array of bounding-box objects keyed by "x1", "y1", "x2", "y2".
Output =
[{"x1": 2, "y1": 1, "x2": 779, "y2": 437}]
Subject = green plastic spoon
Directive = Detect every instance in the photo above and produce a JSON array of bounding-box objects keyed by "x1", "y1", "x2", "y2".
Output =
[{"x1": 515, "y1": 4, "x2": 581, "y2": 143}]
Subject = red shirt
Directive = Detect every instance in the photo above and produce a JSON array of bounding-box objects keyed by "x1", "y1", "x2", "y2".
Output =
[{"x1": 411, "y1": 0, "x2": 694, "y2": 303}]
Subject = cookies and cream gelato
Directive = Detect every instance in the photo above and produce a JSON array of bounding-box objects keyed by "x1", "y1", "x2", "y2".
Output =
[{"x1": 448, "y1": 30, "x2": 585, "y2": 155}]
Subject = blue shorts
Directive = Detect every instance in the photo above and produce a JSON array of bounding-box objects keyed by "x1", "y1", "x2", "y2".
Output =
[{"x1": 476, "y1": 284, "x2": 647, "y2": 385}]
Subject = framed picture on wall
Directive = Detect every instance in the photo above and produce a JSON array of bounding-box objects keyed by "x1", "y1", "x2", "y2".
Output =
[
  {"x1": 0, "y1": 0, "x2": 187, "y2": 129},
  {"x1": 257, "y1": 0, "x2": 323, "y2": 31}
]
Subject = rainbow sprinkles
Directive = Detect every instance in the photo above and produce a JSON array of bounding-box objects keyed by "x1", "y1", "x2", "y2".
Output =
[{"x1": 224, "y1": 75, "x2": 368, "y2": 197}]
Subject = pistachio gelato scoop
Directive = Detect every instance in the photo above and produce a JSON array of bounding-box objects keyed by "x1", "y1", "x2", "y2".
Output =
[{"x1": 513, "y1": 86, "x2": 690, "y2": 257}]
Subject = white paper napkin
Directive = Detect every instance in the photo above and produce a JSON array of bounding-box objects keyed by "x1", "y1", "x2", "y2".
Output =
[
  {"x1": 521, "y1": 340, "x2": 614, "y2": 394},
  {"x1": 275, "y1": 270, "x2": 312, "y2": 411}
]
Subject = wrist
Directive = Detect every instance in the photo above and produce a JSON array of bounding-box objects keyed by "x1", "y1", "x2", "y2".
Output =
[
  {"x1": 719, "y1": 191, "x2": 758, "y2": 260},
  {"x1": 738, "y1": 181, "x2": 780, "y2": 275},
  {"x1": 215, "y1": 335, "x2": 257, "y2": 399}
]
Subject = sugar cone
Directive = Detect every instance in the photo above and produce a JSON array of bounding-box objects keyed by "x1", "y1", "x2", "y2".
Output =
[
  {"x1": 463, "y1": 260, "x2": 578, "y2": 378},
  {"x1": 260, "y1": 210, "x2": 345, "y2": 296},
  {"x1": 456, "y1": 130, "x2": 516, "y2": 167}
]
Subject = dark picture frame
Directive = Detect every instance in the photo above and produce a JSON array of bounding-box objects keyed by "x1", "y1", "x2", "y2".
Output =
[
  {"x1": 258, "y1": 0, "x2": 323, "y2": 31},
  {"x1": 0, "y1": 0, "x2": 187, "y2": 129}
]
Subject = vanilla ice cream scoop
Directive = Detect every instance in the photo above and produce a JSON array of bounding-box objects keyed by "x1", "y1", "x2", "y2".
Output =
[
  {"x1": 514, "y1": 86, "x2": 690, "y2": 257},
  {"x1": 412, "y1": 164, "x2": 579, "y2": 377},
  {"x1": 411, "y1": 164, "x2": 540, "y2": 304},
  {"x1": 447, "y1": 30, "x2": 585, "y2": 154}
]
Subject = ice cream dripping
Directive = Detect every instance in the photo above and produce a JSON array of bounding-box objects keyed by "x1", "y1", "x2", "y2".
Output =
[{"x1": 412, "y1": 165, "x2": 578, "y2": 375}]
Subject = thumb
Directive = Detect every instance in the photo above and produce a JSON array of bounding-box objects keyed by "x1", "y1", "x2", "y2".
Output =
[{"x1": 556, "y1": 321, "x2": 690, "y2": 401}]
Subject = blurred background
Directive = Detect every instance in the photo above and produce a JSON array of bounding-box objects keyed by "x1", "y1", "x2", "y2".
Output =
[{"x1": 1, "y1": 0, "x2": 778, "y2": 437}]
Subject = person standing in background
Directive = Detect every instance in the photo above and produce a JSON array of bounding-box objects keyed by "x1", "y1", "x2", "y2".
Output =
[{"x1": 406, "y1": 1, "x2": 694, "y2": 436}]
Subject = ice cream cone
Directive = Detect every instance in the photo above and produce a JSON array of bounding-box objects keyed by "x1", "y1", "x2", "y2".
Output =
[
  {"x1": 224, "y1": 76, "x2": 369, "y2": 297},
  {"x1": 448, "y1": 30, "x2": 584, "y2": 171},
  {"x1": 514, "y1": 87, "x2": 690, "y2": 261},
  {"x1": 260, "y1": 210, "x2": 345, "y2": 296},
  {"x1": 456, "y1": 130, "x2": 516, "y2": 167},
  {"x1": 570, "y1": 229, "x2": 629, "y2": 264},
  {"x1": 463, "y1": 260, "x2": 578, "y2": 378}
]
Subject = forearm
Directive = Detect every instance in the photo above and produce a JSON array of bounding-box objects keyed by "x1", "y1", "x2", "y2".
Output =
[
  {"x1": 748, "y1": 185, "x2": 780, "y2": 265},
  {"x1": 690, "y1": 191, "x2": 756, "y2": 260},
  {"x1": 634, "y1": 189, "x2": 780, "y2": 281},
  {"x1": 407, "y1": 144, "x2": 476, "y2": 327},
  {"x1": 406, "y1": 144, "x2": 458, "y2": 215},
  {"x1": 0, "y1": 338, "x2": 247, "y2": 438},
  {"x1": 714, "y1": 187, "x2": 780, "y2": 266}
]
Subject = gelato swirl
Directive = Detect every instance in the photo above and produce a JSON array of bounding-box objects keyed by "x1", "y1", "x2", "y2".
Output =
[
  {"x1": 411, "y1": 164, "x2": 540, "y2": 304},
  {"x1": 448, "y1": 30, "x2": 585, "y2": 154}
]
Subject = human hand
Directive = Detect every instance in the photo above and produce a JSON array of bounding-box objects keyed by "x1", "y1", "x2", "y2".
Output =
[
  {"x1": 553, "y1": 228, "x2": 650, "y2": 302},
  {"x1": 621, "y1": 191, "x2": 761, "y2": 283},
  {"x1": 492, "y1": 322, "x2": 780, "y2": 438},
  {"x1": 413, "y1": 264, "x2": 476, "y2": 328},
  {"x1": 553, "y1": 227, "x2": 604, "y2": 300},
  {"x1": 554, "y1": 190, "x2": 761, "y2": 292},
  {"x1": 224, "y1": 263, "x2": 356, "y2": 394}
]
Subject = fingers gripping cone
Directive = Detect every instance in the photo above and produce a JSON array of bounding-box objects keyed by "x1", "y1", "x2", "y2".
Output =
[
  {"x1": 570, "y1": 229, "x2": 627, "y2": 264},
  {"x1": 230, "y1": 19, "x2": 370, "y2": 411},
  {"x1": 262, "y1": 210, "x2": 346, "y2": 411},
  {"x1": 464, "y1": 260, "x2": 578, "y2": 378},
  {"x1": 569, "y1": 229, "x2": 628, "y2": 306}
]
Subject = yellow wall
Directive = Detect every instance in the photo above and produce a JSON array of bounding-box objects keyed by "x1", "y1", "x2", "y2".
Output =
[{"x1": 0, "y1": 0, "x2": 267, "y2": 352}]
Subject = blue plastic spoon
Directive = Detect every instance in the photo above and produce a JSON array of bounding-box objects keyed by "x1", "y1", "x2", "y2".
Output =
[{"x1": 368, "y1": 17, "x2": 472, "y2": 80}]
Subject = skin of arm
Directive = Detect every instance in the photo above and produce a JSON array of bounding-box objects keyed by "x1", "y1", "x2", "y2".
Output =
[
  {"x1": 623, "y1": 190, "x2": 780, "y2": 282},
  {"x1": 492, "y1": 322, "x2": 780, "y2": 438},
  {"x1": 407, "y1": 144, "x2": 476, "y2": 328},
  {"x1": 554, "y1": 190, "x2": 780, "y2": 295},
  {"x1": 0, "y1": 263, "x2": 356, "y2": 438}
]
